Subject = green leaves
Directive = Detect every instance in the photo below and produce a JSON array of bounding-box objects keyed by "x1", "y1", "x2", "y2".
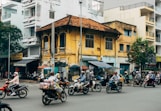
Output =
[
  {"x1": 127, "y1": 38, "x2": 155, "y2": 66},
  {"x1": 0, "y1": 22, "x2": 23, "y2": 54}
]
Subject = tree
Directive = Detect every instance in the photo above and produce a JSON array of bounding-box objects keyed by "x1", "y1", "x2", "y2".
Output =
[
  {"x1": 127, "y1": 38, "x2": 155, "y2": 72},
  {"x1": 0, "y1": 22, "x2": 23, "y2": 54}
]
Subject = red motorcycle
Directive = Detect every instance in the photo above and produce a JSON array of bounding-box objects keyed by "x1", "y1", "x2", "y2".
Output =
[{"x1": 0, "y1": 81, "x2": 28, "y2": 99}]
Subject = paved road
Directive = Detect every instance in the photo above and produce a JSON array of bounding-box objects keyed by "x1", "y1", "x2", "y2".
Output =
[{"x1": 1, "y1": 82, "x2": 161, "y2": 111}]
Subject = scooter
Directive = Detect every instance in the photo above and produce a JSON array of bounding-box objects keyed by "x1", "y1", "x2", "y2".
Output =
[
  {"x1": 0, "y1": 100, "x2": 12, "y2": 111},
  {"x1": 106, "y1": 81, "x2": 122, "y2": 93},
  {"x1": 0, "y1": 81, "x2": 28, "y2": 99},
  {"x1": 68, "y1": 80, "x2": 89, "y2": 95},
  {"x1": 143, "y1": 79, "x2": 155, "y2": 88}
]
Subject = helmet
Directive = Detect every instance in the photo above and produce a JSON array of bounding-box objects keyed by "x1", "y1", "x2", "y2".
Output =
[{"x1": 14, "y1": 72, "x2": 18, "y2": 76}]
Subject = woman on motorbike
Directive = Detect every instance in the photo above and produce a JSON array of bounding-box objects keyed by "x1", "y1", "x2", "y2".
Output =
[{"x1": 9, "y1": 72, "x2": 20, "y2": 96}]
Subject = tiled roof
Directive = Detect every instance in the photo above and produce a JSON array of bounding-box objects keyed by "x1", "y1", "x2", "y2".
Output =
[{"x1": 37, "y1": 15, "x2": 120, "y2": 35}]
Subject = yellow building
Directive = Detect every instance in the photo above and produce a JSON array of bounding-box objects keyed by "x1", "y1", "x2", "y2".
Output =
[
  {"x1": 37, "y1": 15, "x2": 120, "y2": 75},
  {"x1": 104, "y1": 21, "x2": 137, "y2": 74}
]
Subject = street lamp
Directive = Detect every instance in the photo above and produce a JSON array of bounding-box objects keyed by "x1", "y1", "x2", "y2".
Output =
[{"x1": 79, "y1": 0, "x2": 83, "y2": 70}]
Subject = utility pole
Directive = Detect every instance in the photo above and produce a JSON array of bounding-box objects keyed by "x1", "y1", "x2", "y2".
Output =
[
  {"x1": 79, "y1": 0, "x2": 83, "y2": 70},
  {"x1": 51, "y1": 22, "x2": 55, "y2": 73},
  {"x1": 8, "y1": 33, "x2": 10, "y2": 79}
]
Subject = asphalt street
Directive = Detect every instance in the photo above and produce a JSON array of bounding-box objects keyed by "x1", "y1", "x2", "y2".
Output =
[{"x1": 0, "y1": 81, "x2": 161, "y2": 111}]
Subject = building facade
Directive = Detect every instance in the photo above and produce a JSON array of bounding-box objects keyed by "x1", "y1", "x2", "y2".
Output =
[
  {"x1": 104, "y1": 2, "x2": 161, "y2": 69},
  {"x1": 104, "y1": 21, "x2": 137, "y2": 74},
  {"x1": 37, "y1": 15, "x2": 120, "y2": 77}
]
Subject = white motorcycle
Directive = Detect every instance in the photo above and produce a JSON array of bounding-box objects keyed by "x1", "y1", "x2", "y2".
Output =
[{"x1": 68, "y1": 80, "x2": 89, "y2": 95}]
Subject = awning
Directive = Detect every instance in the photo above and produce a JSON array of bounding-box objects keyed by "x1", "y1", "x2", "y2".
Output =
[
  {"x1": 88, "y1": 61, "x2": 113, "y2": 69},
  {"x1": 13, "y1": 59, "x2": 36, "y2": 67}
]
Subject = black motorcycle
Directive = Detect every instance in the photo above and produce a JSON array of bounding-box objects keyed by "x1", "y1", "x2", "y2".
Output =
[
  {"x1": 106, "y1": 81, "x2": 122, "y2": 93},
  {"x1": 144, "y1": 79, "x2": 155, "y2": 88},
  {"x1": 40, "y1": 88, "x2": 67, "y2": 105},
  {"x1": 0, "y1": 100, "x2": 12, "y2": 111},
  {"x1": 133, "y1": 78, "x2": 143, "y2": 87}
]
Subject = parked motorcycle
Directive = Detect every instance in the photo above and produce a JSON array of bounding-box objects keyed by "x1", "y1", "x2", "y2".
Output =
[
  {"x1": 133, "y1": 78, "x2": 143, "y2": 87},
  {"x1": 68, "y1": 80, "x2": 89, "y2": 95},
  {"x1": 0, "y1": 81, "x2": 28, "y2": 99},
  {"x1": 106, "y1": 81, "x2": 122, "y2": 93},
  {"x1": 0, "y1": 100, "x2": 12, "y2": 111},
  {"x1": 89, "y1": 79, "x2": 102, "y2": 92},
  {"x1": 40, "y1": 88, "x2": 67, "y2": 105},
  {"x1": 143, "y1": 79, "x2": 155, "y2": 88}
]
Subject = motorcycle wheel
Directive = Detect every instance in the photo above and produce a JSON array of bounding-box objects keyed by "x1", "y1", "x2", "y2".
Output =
[
  {"x1": 83, "y1": 87, "x2": 89, "y2": 94},
  {"x1": 42, "y1": 95, "x2": 51, "y2": 105},
  {"x1": 94, "y1": 84, "x2": 102, "y2": 92},
  {"x1": 60, "y1": 91, "x2": 67, "y2": 102},
  {"x1": 144, "y1": 83, "x2": 147, "y2": 88},
  {"x1": 18, "y1": 89, "x2": 27, "y2": 98},
  {"x1": 117, "y1": 86, "x2": 122, "y2": 93},
  {"x1": 0, "y1": 106, "x2": 12, "y2": 111},
  {"x1": 0, "y1": 91, "x2": 6, "y2": 99},
  {"x1": 68, "y1": 88, "x2": 74, "y2": 95},
  {"x1": 106, "y1": 86, "x2": 110, "y2": 94},
  {"x1": 133, "y1": 81, "x2": 137, "y2": 87}
]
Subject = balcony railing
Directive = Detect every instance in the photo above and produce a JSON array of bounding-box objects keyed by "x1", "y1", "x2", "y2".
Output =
[
  {"x1": 146, "y1": 17, "x2": 154, "y2": 22},
  {"x1": 156, "y1": 36, "x2": 161, "y2": 42},
  {"x1": 2, "y1": 14, "x2": 11, "y2": 20},
  {"x1": 146, "y1": 31, "x2": 154, "y2": 37},
  {"x1": 120, "y1": 2, "x2": 154, "y2": 10}
]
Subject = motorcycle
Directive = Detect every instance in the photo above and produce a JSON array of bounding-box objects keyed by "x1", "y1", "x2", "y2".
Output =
[
  {"x1": 89, "y1": 79, "x2": 102, "y2": 92},
  {"x1": 143, "y1": 79, "x2": 155, "y2": 88},
  {"x1": 0, "y1": 81, "x2": 28, "y2": 99},
  {"x1": 106, "y1": 81, "x2": 122, "y2": 93},
  {"x1": 155, "y1": 77, "x2": 160, "y2": 85},
  {"x1": 0, "y1": 100, "x2": 12, "y2": 111},
  {"x1": 40, "y1": 82, "x2": 67, "y2": 105},
  {"x1": 133, "y1": 78, "x2": 143, "y2": 87},
  {"x1": 68, "y1": 80, "x2": 89, "y2": 95}
]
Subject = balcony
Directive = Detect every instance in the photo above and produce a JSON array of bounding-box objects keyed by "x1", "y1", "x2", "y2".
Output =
[
  {"x1": 2, "y1": 14, "x2": 11, "y2": 20},
  {"x1": 21, "y1": 37, "x2": 40, "y2": 47},
  {"x1": 146, "y1": 31, "x2": 154, "y2": 41},
  {"x1": 146, "y1": 17, "x2": 154, "y2": 25},
  {"x1": 156, "y1": 7, "x2": 161, "y2": 15},
  {"x1": 23, "y1": 0, "x2": 36, "y2": 8}
]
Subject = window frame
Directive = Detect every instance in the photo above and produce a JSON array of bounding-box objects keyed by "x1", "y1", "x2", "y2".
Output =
[
  {"x1": 85, "y1": 34, "x2": 94, "y2": 48},
  {"x1": 105, "y1": 37, "x2": 113, "y2": 50}
]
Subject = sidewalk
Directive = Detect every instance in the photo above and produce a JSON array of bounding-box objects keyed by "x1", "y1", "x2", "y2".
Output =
[{"x1": 0, "y1": 79, "x2": 38, "y2": 84}]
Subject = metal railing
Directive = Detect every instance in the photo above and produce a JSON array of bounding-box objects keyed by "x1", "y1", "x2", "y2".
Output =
[{"x1": 120, "y1": 2, "x2": 153, "y2": 10}]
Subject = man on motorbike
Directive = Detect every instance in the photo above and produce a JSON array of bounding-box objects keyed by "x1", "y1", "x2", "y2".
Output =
[
  {"x1": 134, "y1": 71, "x2": 142, "y2": 82},
  {"x1": 109, "y1": 72, "x2": 120, "y2": 88},
  {"x1": 46, "y1": 72, "x2": 63, "y2": 99},
  {"x1": 9, "y1": 72, "x2": 20, "y2": 96},
  {"x1": 77, "y1": 71, "x2": 86, "y2": 90},
  {"x1": 144, "y1": 71, "x2": 155, "y2": 84}
]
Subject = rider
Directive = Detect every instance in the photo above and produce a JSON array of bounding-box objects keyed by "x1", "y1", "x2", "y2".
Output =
[
  {"x1": 109, "y1": 72, "x2": 120, "y2": 87},
  {"x1": 145, "y1": 71, "x2": 155, "y2": 83},
  {"x1": 77, "y1": 71, "x2": 86, "y2": 90},
  {"x1": 134, "y1": 71, "x2": 142, "y2": 82},
  {"x1": 45, "y1": 72, "x2": 63, "y2": 99},
  {"x1": 9, "y1": 72, "x2": 20, "y2": 96}
]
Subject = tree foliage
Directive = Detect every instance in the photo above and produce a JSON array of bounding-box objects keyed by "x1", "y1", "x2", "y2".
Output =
[
  {"x1": 0, "y1": 22, "x2": 23, "y2": 54},
  {"x1": 127, "y1": 38, "x2": 155, "y2": 68}
]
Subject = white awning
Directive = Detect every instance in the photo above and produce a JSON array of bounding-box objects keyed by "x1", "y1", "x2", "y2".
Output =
[
  {"x1": 88, "y1": 61, "x2": 113, "y2": 69},
  {"x1": 14, "y1": 59, "x2": 36, "y2": 67}
]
